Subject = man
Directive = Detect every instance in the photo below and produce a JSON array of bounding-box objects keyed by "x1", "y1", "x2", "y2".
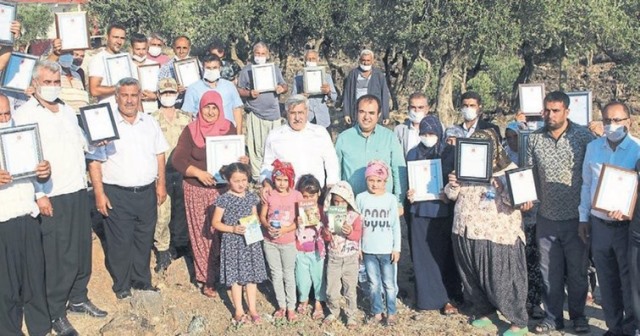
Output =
[
  {"x1": 71, "y1": 49, "x2": 86, "y2": 84},
  {"x1": 158, "y1": 35, "x2": 197, "y2": 108},
  {"x1": 578, "y1": 101, "x2": 639, "y2": 336},
  {"x1": 207, "y1": 38, "x2": 241, "y2": 82},
  {"x1": 457, "y1": 91, "x2": 501, "y2": 139},
  {"x1": 0, "y1": 20, "x2": 28, "y2": 112},
  {"x1": 13, "y1": 61, "x2": 107, "y2": 336},
  {"x1": 130, "y1": 33, "x2": 159, "y2": 113},
  {"x1": 47, "y1": 39, "x2": 89, "y2": 111},
  {"x1": 394, "y1": 92, "x2": 430, "y2": 155},
  {"x1": 182, "y1": 54, "x2": 243, "y2": 131},
  {"x1": 87, "y1": 78, "x2": 169, "y2": 299},
  {"x1": 526, "y1": 91, "x2": 595, "y2": 334},
  {"x1": 291, "y1": 49, "x2": 338, "y2": 128},
  {"x1": 260, "y1": 94, "x2": 339, "y2": 194},
  {"x1": 237, "y1": 42, "x2": 288, "y2": 178},
  {"x1": 88, "y1": 24, "x2": 136, "y2": 107},
  {"x1": 151, "y1": 78, "x2": 192, "y2": 272},
  {"x1": 147, "y1": 33, "x2": 170, "y2": 66},
  {"x1": 0, "y1": 94, "x2": 51, "y2": 336},
  {"x1": 342, "y1": 49, "x2": 390, "y2": 125}
]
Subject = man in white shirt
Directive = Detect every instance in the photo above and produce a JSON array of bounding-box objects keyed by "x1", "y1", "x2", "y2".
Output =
[
  {"x1": 259, "y1": 94, "x2": 339, "y2": 198},
  {"x1": 578, "y1": 101, "x2": 640, "y2": 336},
  {"x1": 13, "y1": 61, "x2": 107, "y2": 336},
  {"x1": 87, "y1": 77, "x2": 169, "y2": 300}
]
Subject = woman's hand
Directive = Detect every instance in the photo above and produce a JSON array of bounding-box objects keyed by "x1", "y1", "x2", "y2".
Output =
[
  {"x1": 407, "y1": 189, "x2": 415, "y2": 204},
  {"x1": 448, "y1": 173, "x2": 459, "y2": 188},
  {"x1": 196, "y1": 170, "x2": 216, "y2": 187}
]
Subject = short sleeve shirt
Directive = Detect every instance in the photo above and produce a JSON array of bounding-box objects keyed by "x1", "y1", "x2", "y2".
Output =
[{"x1": 237, "y1": 63, "x2": 286, "y2": 121}]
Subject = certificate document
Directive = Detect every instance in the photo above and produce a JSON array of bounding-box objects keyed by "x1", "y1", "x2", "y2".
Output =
[
  {"x1": 138, "y1": 63, "x2": 160, "y2": 92},
  {"x1": 456, "y1": 139, "x2": 492, "y2": 183},
  {"x1": 55, "y1": 12, "x2": 90, "y2": 51},
  {"x1": 175, "y1": 58, "x2": 200, "y2": 88},
  {"x1": 408, "y1": 159, "x2": 443, "y2": 201},
  {"x1": 0, "y1": 124, "x2": 43, "y2": 179},
  {"x1": 239, "y1": 214, "x2": 264, "y2": 245},
  {"x1": 506, "y1": 168, "x2": 538, "y2": 206},
  {"x1": 567, "y1": 91, "x2": 592, "y2": 126},
  {"x1": 80, "y1": 103, "x2": 119, "y2": 142},
  {"x1": 0, "y1": 2, "x2": 16, "y2": 45},
  {"x1": 593, "y1": 164, "x2": 638, "y2": 218},
  {"x1": 303, "y1": 67, "x2": 324, "y2": 95},
  {"x1": 104, "y1": 54, "x2": 133, "y2": 86},
  {"x1": 519, "y1": 83, "x2": 545, "y2": 115},
  {"x1": 2, "y1": 53, "x2": 37, "y2": 92},
  {"x1": 206, "y1": 135, "x2": 245, "y2": 182},
  {"x1": 252, "y1": 63, "x2": 277, "y2": 92}
]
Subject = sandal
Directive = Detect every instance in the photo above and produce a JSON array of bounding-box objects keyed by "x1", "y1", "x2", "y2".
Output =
[
  {"x1": 296, "y1": 304, "x2": 308, "y2": 315},
  {"x1": 366, "y1": 314, "x2": 383, "y2": 325},
  {"x1": 273, "y1": 308, "x2": 285, "y2": 319},
  {"x1": 312, "y1": 308, "x2": 324, "y2": 320},
  {"x1": 286, "y1": 309, "x2": 297, "y2": 322},
  {"x1": 385, "y1": 314, "x2": 397, "y2": 327},
  {"x1": 441, "y1": 303, "x2": 458, "y2": 316},
  {"x1": 232, "y1": 314, "x2": 249, "y2": 326},
  {"x1": 471, "y1": 317, "x2": 494, "y2": 328},
  {"x1": 202, "y1": 285, "x2": 217, "y2": 298},
  {"x1": 533, "y1": 321, "x2": 563, "y2": 334},
  {"x1": 250, "y1": 314, "x2": 262, "y2": 325}
]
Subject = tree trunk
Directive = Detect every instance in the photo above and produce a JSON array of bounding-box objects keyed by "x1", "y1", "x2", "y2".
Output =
[
  {"x1": 434, "y1": 49, "x2": 458, "y2": 125},
  {"x1": 228, "y1": 37, "x2": 244, "y2": 68}
]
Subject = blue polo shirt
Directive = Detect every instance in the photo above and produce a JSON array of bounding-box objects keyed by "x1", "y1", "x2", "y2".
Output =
[{"x1": 182, "y1": 78, "x2": 243, "y2": 125}]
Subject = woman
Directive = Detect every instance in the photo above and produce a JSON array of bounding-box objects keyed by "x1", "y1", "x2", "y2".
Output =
[
  {"x1": 444, "y1": 129, "x2": 529, "y2": 336},
  {"x1": 172, "y1": 90, "x2": 246, "y2": 297},
  {"x1": 406, "y1": 115, "x2": 462, "y2": 315}
]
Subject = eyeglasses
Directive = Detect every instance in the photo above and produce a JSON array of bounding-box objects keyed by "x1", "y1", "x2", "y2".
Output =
[{"x1": 602, "y1": 117, "x2": 629, "y2": 124}]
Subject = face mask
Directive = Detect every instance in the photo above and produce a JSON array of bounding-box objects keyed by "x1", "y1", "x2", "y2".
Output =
[
  {"x1": 148, "y1": 46, "x2": 162, "y2": 57},
  {"x1": 254, "y1": 56, "x2": 267, "y2": 65},
  {"x1": 305, "y1": 61, "x2": 317, "y2": 67},
  {"x1": 461, "y1": 107, "x2": 478, "y2": 121},
  {"x1": 132, "y1": 54, "x2": 146, "y2": 63},
  {"x1": 360, "y1": 64, "x2": 372, "y2": 71},
  {"x1": 72, "y1": 58, "x2": 83, "y2": 66},
  {"x1": 604, "y1": 124, "x2": 627, "y2": 142},
  {"x1": 58, "y1": 54, "x2": 73, "y2": 68},
  {"x1": 420, "y1": 135, "x2": 438, "y2": 148},
  {"x1": 203, "y1": 69, "x2": 221, "y2": 82},
  {"x1": 408, "y1": 109, "x2": 425, "y2": 123},
  {"x1": 38, "y1": 86, "x2": 61, "y2": 102},
  {"x1": 159, "y1": 94, "x2": 177, "y2": 107},
  {"x1": 70, "y1": 64, "x2": 80, "y2": 72},
  {"x1": 0, "y1": 119, "x2": 13, "y2": 129}
]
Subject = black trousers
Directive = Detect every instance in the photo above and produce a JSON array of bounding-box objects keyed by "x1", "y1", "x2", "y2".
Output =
[
  {"x1": 103, "y1": 184, "x2": 157, "y2": 293},
  {"x1": 629, "y1": 229, "x2": 640, "y2": 329},
  {"x1": 166, "y1": 172, "x2": 189, "y2": 250},
  {"x1": 0, "y1": 216, "x2": 50, "y2": 336},
  {"x1": 40, "y1": 190, "x2": 92, "y2": 320}
]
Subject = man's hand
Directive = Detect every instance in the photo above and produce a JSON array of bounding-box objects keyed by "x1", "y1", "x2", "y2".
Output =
[
  {"x1": 321, "y1": 83, "x2": 331, "y2": 95},
  {"x1": 95, "y1": 192, "x2": 112, "y2": 217},
  {"x1": 608, "y1": 210, "x2": 626, "y2": 221},
  {"x1": 10, "y1": 21, "x2": 21, "y2": 39},
  {"x1": 491, "y1": 177, "x2": 504, "y2": 192},
  {"x1": 344, "y1": 116, "x2": 352, "y2": 125},
  {"x1": 51, "y1": 38, "x2": 62, "y2": 56},
  {"x1": 448, "y1": 173, "x2": 459, "y2": 188},
  {"x1": 382, "y1": 119, "x2": 390, "y2": 126},
  {"x1": 37, "y1": 196, "x2": 53, "y2": 217},
  {"x1": 238, "y1": 155, "x2": 249, "y2": 165},
  {"x1": 0, "y1": 170, "x2": 11, "y2": 185},
  {"x1": 407, "y1": 189, "x2": 415, "y2": 204},
  {"x1": 588, "y1": 121, "x2": 604, "y2": 137},
  {"x1": 35, "y1": 160, "x2": 51, "y2": 180},
  {"x1": 260, "y1": 183, "x2": 272, "y2": 204},
  {"x1": 520, "y1": 201, "x2": 534, "y2": 212},
  {"x1": 196, "y1": 170, "x2": 216, "y2": 187},
  {"x1": 156, "y1": 184, "x2": 167, "y2": 205},
  {"x1": 178, "y1": 85, "x2": 186, "y2": 94},
  {"x1": 391, "y1": 251, "x2": 400, "y2": 264},
  {"x1": 578, "y1": 222, "x2": 590, "y2": 244},
  {"x1": 142, "y1": 90, "x2": 157, "y2": 100},
  {"x1": 275, "y1": 85, "x2": 287, "y2": 95},
  {"x1": 398, "y1": 205, "x2": 404, "y2": 217},
  {"x1": 515, "y1": 111, "x2": 526, "y2": 123},
  {"x1": 250, "y1": 90, "x2": 259, "y2": 99}
]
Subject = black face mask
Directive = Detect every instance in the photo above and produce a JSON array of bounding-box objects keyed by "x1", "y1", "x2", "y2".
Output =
[{"x1": 72, "y1": 58, "x2": 83, "y2": 66}]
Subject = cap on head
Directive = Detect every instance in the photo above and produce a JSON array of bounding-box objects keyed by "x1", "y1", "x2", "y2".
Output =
[{"x1": 157, "y1": 78, "x2": 178, "y2": 93}]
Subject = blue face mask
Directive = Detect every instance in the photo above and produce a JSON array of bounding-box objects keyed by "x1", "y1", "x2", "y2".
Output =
[
  {"x1": 58, "y1": 54, "x2": 73, "y2": 69},
  {"x1": 70, "y1": 64, "x2": 80, "y2": 72}
]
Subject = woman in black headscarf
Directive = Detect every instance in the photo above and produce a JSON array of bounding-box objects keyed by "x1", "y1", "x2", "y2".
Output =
[{"x1": 406, "y1": 115, "x2": 462, "y2": 315}]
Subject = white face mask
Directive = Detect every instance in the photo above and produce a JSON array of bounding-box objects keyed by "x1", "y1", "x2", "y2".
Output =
[
  {"x1": 159, "y1": 94, "x2": 177, "y2": 107},
  {"x1": 420, "y1": 135, "x2": 438, "y2": 148},
  {"x1": 604, "y1": 124, "x2": 627, "y2": 142},
  {"x1": 132, "y1": 54, "x2": 146, "y2": 63},
  {"x1": 0, "y1": 119, "x2": 13, "y2": 128},
  {"x1": 408, "y1": 109, "x2": 426, "y2": 123},
  {"x1": 360, "y1": 64, "x2": 372, "y2": 71},
  {"x1": 203, "y1": 69, "x2": 221, "y2": 82},
  {"x1": 305, "y1": 61, "x2": 317, "y2": 67},
  {"x1": 148, "y1": 46, "x2": 162, "y2": 57},
  {"x1": 38, "y1": 85, "x2": 61, "y2": 102},
  {"x1": 254, "y1": 56, "x2": 267, "y2": 65},
  {"x1": 461, "y1": 107, "x2": 478, "y2": 121}
]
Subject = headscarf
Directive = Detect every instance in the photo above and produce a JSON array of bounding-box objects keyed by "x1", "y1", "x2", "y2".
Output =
[
  {"x1": 323, "y1": 181, "x2": 359, "y2": 214},
  {"x1": 365, "y1": 160, "x2": 389, "y2": 180},
  {"x1": 470, "y1": 128, "x2": 511, "y2": 172},
  {"x1": 271, "y1": 159, "x2": 296, "y2": 189},
  {"x1": 188, "y1": 90, "x2": 232, "y2": 148},
  {"x1": 417, "y1": 115, "x2": 445, "y2": 159}
]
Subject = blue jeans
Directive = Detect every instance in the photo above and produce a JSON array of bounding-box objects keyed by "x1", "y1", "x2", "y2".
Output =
[{"x1": 363, "y1": 253, "x2": 397, "y2": 315}]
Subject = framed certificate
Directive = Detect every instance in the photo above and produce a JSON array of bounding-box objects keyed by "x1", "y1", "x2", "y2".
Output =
[
  {"x1": 104, "y1": 53, "x2": 133, "y2": 86},
  {"x1": 519, "y1": 83, "x2": 545, "y2": 115},
  {"x1": 252, "y1": 63, "x2": 277, "y2": 93},
  {"x1": 55, "y1": 11, "x2": 90, "y2": 51},
  {"x1": 1, "y1": 52, "x2": 37, "y2": 93},
  {"x1": 517, "y1": 130, "x2": 533, "y2": 168},
  {"x1": 566, "y1": 91, "x2": 592, "y2": 126},
  {"x1": 455, "y1": 138, "x2": 493, "y2": 183},
  {"x1": 592, "y1": 164, "x2": 638, "y2": 218},
  {"x1": 79, "y1": 103, "x2": 119, "y2": 143},
  {"x1": 206, "y1": 135, "x2": 245, "y2": 183},
  {"x1": 303, "y1": 66, "x2": 325, "y2": 95},
  {"x1": 505, "y1": 167, "x2": 538, "y2": 207},
  {"x1": 174, "y1": 58, "x2": 200, "y2": 88},
  {"x1": 137, "y1": 63, "x2": 160, "y2": 92},
  {"x1": 408, "y1": 159, "x2": 443, "y2": 202},
  {"x1": 0, "y1": 2, "x2": 16, "y2": 46},
  {"x1": 0, "y1": 123, "x2": 43, "y2": 179}
]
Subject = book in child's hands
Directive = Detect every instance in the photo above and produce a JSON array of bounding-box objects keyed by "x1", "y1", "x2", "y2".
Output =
[
  {"x1": 239, "y1": 214, "x2": 264, "y2": 245},
  {"x1": 327, "y1": 205, "x2": 347, "y2": 233},
  {"x1": 298, "y1": 201, "x2": 322, "y2": 227}
]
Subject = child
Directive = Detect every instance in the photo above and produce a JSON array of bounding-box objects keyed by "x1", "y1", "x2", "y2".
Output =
[
  {"x1": 356, "y1": 160, "x2": 401, "y2": 326},
  {"x1": 259, "y1": 160, "x2": 301, "y2": 321},
  {"x1": 294, "y1": 174, "x2": 326, "y2": 320},
  {"x1": 321, "y1": 181, "x2": 363, "y2": 329},
  {"x1": 212, "y1": 163, "x2": 268, "y2": 325}
]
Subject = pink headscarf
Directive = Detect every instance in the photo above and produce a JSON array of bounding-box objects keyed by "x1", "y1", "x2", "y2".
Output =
[
  {"x1": 365, "y1": 160, "x2": 389, "y2": 180},
  {"x1": 188, "y1": 91, "x2": 232, "y2": 148}
]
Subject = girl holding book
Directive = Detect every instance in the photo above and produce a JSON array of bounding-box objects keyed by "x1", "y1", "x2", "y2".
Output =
[
  {"x1": 321, "y1": 181, "x2": 363, "y2": 328},
  {"x1": 294, "y1": 174, "x2": 327, "y2": 320},
  {"x1": 212, "y1": 163, "x2": 268, "y2": 325},
  {"x1": 356, "y1": 160, "x2": 401, "y2": 326},
  {"x1": 259, "y1": 160, "x2": 302, "y2": 321}
]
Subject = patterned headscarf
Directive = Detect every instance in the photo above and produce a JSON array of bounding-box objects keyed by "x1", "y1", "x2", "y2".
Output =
[
  {"x1": 365, "y1": 160, "x2": 389, "y2": 180},
  {"x1": 271, "y1": 159, "x2": 296, "y2": 189},
  {"x1": 188, "y1": 90, "x2": 232, "y2": 148},
  {"x1": 470, "y1": 128, "x2": 511, "y2": 172}
]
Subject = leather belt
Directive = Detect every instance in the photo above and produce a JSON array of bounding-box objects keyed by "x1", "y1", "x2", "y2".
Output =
[{"x1": 105, "y1": 182, "x2": 154, "y2": 193}]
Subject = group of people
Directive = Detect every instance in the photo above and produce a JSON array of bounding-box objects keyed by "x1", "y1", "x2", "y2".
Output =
[{"x1": 1, "y1": 19, "x2": 640, "y2": 336}]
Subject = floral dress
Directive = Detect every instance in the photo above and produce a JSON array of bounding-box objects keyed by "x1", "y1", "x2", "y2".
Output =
[{"x1": 215, "y1": 192, "x2": 268, "y2": 286}]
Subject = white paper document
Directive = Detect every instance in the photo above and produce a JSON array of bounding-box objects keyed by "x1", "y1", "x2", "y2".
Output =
[
  {"x1": 458, "y1": 143, "x2": 489, "y2": 179},
  {"x1": 2, "y1": 130, "x2": 38, "y2": 176},
  {"x1": 408, "y1": 159, "x2": 443, "y2": 201},
  {"x1": 84, "y1": 106, "x2": 116, "y2": 141},
  {"x1": 508, "y1": 169, "x2": 538, "y2": 205}
]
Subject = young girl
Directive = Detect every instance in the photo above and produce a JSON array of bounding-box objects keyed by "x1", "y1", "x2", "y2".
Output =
[
  {"x1": 356, "y1": 160, "x2": 401, "y2": 326},
  {"x1": 212, "y1": 163, "x2": 268, "y2": 325},
  {"x1": 321, "y1": 181, "x2": 363, "y2": 329},
  {"x1": 259, "y1": 160, "x2": 301, "y2": 321},
  {"x1": 294, "y1": 174, "x2": 326, "y2": 320}
]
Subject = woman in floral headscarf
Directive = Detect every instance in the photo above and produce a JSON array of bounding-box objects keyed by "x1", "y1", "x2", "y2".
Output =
[{"x1": 444, "y1": 129, "x2": 529, "y2": 336}]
